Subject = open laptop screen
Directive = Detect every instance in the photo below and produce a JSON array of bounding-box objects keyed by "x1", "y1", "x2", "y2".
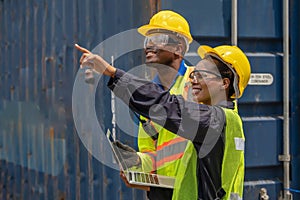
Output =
[{"x1": 106, "y1": 129, "x2": 175, "y2": 188}]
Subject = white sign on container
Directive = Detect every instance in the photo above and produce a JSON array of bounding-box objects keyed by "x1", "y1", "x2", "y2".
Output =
[{"x1": 248, "y1": 73, "x2": 274, "y2": 85}]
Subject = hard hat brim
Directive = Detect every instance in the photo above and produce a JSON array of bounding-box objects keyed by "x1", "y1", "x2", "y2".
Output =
[
  {"x1": 197, "y1": 45, "x2": 218, "y2": 59},
  {"x1": 138, "y1": 24, "x2": 159, "y2": 36}
]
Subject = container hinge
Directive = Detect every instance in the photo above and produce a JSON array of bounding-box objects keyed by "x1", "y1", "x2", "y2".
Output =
[
  {"x1": 278, "y1": 154, "x2": 291, "y2": 162},
  {"x1": 260, "y1": 188, "x2": 269, "y2": 200}
]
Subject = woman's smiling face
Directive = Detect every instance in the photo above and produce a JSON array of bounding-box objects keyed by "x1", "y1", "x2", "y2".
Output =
[{"x1": 189, "y1": 59, "x2": 225, "y2": 105}]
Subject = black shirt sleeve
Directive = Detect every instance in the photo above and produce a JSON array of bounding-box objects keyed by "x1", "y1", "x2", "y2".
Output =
[{"x1": 107, "y1": 69, "x2": 225, "y2": 145}]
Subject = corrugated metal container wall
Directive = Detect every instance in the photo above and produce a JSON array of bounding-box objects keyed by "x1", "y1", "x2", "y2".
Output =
[
  {"x1": 1, "y1": 0, "x2": 300, "y2": 200},
  {"x1": 161, "y1": 0, "x2": 300, "y2": 199},
  {"x1": 0, "y1": 0, "x2": 157, "y2": 199}
]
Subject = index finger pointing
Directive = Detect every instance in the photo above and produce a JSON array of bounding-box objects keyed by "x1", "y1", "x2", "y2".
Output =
[{"x1": 75, "y1": 43, "x2": 91, "y2": 54}]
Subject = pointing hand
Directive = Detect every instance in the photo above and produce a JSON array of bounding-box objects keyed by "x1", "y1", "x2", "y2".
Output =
[{"x1": 75, "y1": 44, "x2": 116, "y2": 77}]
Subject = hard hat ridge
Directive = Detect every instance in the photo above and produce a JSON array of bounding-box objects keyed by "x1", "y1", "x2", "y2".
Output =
[{"x1": 138, "y1": 10, "x2": 193, "y2": 44}]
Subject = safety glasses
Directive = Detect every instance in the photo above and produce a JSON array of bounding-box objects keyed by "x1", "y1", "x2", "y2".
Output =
[
  {"x1": 189, "y1": 70, "x2": 222, "y2": 82},
  {"x1": 144, "y1": 33, "x2": 181, "y2": 49}
]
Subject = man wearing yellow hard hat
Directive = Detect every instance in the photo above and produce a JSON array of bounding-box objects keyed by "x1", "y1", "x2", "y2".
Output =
[
  {"x1": 94, "y1": 10, "x2": 196, "y2": 200},
  {"x1": 131, "y1": 10, "x2": 198, "y2": 200},
  {"x1": 75, "y1": 14, "x2": 251, "y2": 200}
]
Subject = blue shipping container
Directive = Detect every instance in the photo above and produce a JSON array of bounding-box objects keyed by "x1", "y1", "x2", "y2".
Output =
[{"x1": 0, "y1": 0, "x2": 299, "y2": 199}]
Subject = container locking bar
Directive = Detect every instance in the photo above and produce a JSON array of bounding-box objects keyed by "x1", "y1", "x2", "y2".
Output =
[{"x1": 278, "y1": 154, "x2": 291, "y2": 162}]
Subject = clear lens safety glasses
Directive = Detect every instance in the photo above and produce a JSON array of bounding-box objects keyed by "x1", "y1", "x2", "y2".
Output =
[
  {"x1": 189, "y1": 70, "x2": 222, "y2": 82},
  {"x1": 143, "y1": 33, "x2": 180, "y2": 49}
]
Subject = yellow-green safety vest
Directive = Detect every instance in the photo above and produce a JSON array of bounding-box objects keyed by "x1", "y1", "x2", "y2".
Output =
[{"x1": 221, "y1": 107, "x2": 245, "y2": 200}]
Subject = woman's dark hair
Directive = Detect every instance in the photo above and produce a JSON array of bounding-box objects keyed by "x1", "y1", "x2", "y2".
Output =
[{"x1": 210, "y1": 56, "x2": 235, "y2": 98}]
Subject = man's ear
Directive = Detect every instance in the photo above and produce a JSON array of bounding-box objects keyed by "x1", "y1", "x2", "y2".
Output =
[
  {"x1": 174, "y1": 44, "x2": 184, "y2": 57},
  {"x1": 222, "y1": 78, "x2": 230, "y2": 90}
]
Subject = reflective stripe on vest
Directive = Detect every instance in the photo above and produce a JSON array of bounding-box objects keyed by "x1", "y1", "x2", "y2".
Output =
[
  {"x1": 156, "y1": 137, "x2": 188, "y2": 168},
  {"x1": 143, "y1": 151, "x2": 157, "y2": 173}
]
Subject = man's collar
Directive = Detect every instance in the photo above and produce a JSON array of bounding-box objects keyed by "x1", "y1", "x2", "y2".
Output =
[{"x1": 178, "y1": 60, "x2": 187, "y2": 76}]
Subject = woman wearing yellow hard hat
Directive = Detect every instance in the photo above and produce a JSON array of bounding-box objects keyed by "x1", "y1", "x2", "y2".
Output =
[{"x1": 189, "y1": 45, "x2": 251, "y2": 199}]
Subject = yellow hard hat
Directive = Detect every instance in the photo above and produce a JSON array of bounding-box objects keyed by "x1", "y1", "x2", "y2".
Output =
[
  {"x1": 198, "y1": 45, "x2": 251, "y2": 98},
  {"x1": 138, "y1": 10, "x2": 193, "y2": 44}
]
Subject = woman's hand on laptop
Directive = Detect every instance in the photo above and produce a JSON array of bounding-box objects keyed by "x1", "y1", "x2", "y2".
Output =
[{"x1": 113, "y1": 140, "x2": 141, "y2": 168}]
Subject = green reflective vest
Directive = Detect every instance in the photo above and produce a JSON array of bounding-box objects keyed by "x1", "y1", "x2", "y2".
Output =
[
  {"x1": 221, "y1": 107, "x2": 245, "y2": 200},
  {"x1": 138, "y1": 66, "x2": 198, "y2": 200}
]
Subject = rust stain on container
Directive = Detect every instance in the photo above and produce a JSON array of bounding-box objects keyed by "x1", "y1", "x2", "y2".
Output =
[{"x1": 49, "y1": 126, "x2": 55, "y2": 140}]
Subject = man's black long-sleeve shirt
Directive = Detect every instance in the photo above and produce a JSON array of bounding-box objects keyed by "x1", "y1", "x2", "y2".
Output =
[{"x1": 108, "y1": 69, "x2": 234, "y2": 200}]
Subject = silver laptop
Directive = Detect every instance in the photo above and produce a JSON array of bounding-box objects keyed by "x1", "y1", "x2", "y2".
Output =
[{"x1": 106, "y1": 129, "x2": 175, "y2": 189}]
